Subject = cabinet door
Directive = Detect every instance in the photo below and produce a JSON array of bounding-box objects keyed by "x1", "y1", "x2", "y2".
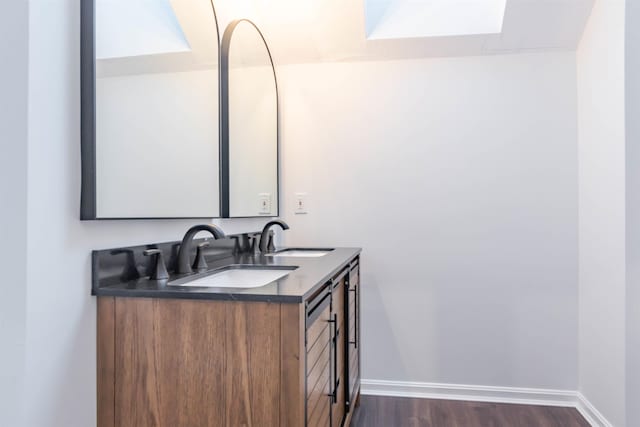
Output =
[
  {"x1": 346, "y1": 262, "x2": 360, "y2": 411},
  {"x1": 306, "y1": 287, "x2": 332, "y2": 427},
  {"x1": 331, "y1": 273, "x2": 348, "y2": 427}
]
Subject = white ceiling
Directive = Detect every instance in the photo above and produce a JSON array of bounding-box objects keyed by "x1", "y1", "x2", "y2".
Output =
[{"x1": 214, "y1": 0, "x2": 595, "y2": 64}]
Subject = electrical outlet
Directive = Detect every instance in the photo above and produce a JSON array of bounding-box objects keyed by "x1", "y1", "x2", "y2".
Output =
[
  {"x1": 258, "y1": 193, "x2": 272, "y2": 215},
  {"x1": 295, "y1": 193, "x2": 308, "y2": 214}
]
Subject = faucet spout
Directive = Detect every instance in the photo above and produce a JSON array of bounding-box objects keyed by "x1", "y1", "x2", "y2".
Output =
[
  {"x1": 259, "y1": 220, "x2": 289, "y2": 253},
  {"x1": 176, "y1": 224, "x2": 226, "y2": 274}
]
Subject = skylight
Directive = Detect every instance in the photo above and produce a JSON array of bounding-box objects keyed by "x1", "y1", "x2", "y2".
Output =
[
  {"x1": 96, "y1": 0, "x2": 190, "y2": 60},
  {"x1": 365, "y1": 0, "x2": 507, "y2": 40}
]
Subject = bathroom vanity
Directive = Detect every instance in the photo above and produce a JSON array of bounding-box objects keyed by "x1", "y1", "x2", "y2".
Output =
[
  {"x1": 93, "y1": 237, "x2": 361, "y2": 427},
  {"x1": 83, "y1": 2, "x2": 360, "y2": 424}
]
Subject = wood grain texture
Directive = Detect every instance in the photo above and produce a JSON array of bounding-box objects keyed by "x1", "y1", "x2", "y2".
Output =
[
  {"x1": 225, "y1": 301, "x2": 281, "y2": 427},
  {"x1": 305, "y1": 295, "x2": 333, "y2": 427},
  {"x1": 97, "y1": 297, "x2": 115, "y2": 427},
  {"x1": 307, "y1": 304, "x2": 330, "y2": 350},
  {"x1": 307, "y1": 342, "x2": 330, "y2": 398},
  {"x1": 307, "y1": 358, "x2": 330, "y2": 423},
  {"x1": 309, "y1": 394, "x2": 330, "y2": 427},
  {"x1": 352, "y1": 396, "x2": 591, "y2": 427},
  {"x1": 307, "y1": 324, "x2": 329, "y2": 364},
  {"x1": 280, "y1": 302, "x2": 306, "y2": 427},
  {"x1": 107, "y1": 298, "x2": 284, "y2": 427},
  {"x1": 343, "y1": 397, "x2": 357, "y2": 427},
  {"x1": 113, "y1": 298, "x2": 227, "y2": 427}
]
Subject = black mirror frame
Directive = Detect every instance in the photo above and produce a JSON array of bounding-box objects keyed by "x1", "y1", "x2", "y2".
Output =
[
  {"x1": 79, "y1": 0, "x2": 223, "y2": 220},
  {"x1": 220, "y1": 19, "x2": 280, "y2": 219}
]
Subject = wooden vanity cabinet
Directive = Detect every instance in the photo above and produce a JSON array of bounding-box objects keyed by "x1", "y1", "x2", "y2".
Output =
[{"x1": 97, "y1": 256, "x2": 361, "y2": 427}]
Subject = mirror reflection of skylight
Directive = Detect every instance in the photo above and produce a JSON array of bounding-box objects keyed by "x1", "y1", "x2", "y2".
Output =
[
  {"x1": 365, "y1": 0, "x2": 507, "y2": 40},
  {"x1": 96, "y1": 0, "x2": 190, "y2": 59}
]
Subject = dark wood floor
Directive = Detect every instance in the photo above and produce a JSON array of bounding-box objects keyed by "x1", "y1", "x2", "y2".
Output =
[{"x1": 351, "y1": 396, "x2": 591, "y2": 427}]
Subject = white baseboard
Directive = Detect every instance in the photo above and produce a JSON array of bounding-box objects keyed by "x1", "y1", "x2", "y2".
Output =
[
  {"x1": 575, "y1": 393, "x2": 614, "y2": 427},
  {"x1": 361, "y1": 379, "x2": 613, "y2": 427},
  {"x1": 361, "y1": 379, "x2": 576, "y2": 406}
]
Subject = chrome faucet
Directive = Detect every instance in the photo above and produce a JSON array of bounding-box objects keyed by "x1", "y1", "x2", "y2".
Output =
[
  {"x1": 259, "y1": 220, "x2": 289, "y2": 253},
  {"x1": 176, "y1": 224, "x2": 226, "y2": 274}
]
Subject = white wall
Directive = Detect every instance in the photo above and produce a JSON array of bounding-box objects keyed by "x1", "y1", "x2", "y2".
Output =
[
  {"x1": 577, "y1": 0, "x2": 626, "y2": 425},
  {"x1": 0, "y1": 2, "x2": 29, "y2": 426},
  {"x1": 278, "y1": 52, "x2": 579, "y2": 389},
  {"x1": 24, "y1": 1, "x2": 265, "y2": 425},
  {"x1": 626, "y1": 1, "x2": 640, "y2": 426}
]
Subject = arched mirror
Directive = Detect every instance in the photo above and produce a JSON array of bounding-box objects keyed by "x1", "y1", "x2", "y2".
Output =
[
  {"x1": 81, "y1": 0, "x2": 221, "y2": 219},
  {"x1": 221, "y1": 20, "x2": 279, "y2": 218}
]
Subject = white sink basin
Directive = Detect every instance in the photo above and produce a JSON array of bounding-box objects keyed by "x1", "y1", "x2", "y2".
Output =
[
  {"x1": 169, "y1": 267, "x2": 296, "y2": 288},
  {"x1": 266, "y1": 249, "x2": 332, "y2": 258}
]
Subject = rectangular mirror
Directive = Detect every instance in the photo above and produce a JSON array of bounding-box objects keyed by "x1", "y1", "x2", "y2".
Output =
[
  {"x1": 81, "y1": 0, "x2": 221, "y2": 219},
  {"x1": 221, "y1": 20, "x2": 279, "y2": 218}
]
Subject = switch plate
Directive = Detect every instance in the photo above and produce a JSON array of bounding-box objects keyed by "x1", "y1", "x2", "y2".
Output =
[
  {"x1": 294, "y1": 193, "x2": 308, "y2": 214},
  {"x1": 258, "y1": 193, "x2": 272, "y2": 215}
]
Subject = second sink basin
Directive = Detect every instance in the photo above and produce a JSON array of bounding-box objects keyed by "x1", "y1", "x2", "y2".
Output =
[
  {"x1": 169, "y1": 265, "x2": 297, "y2": 289},
  {"x1": 266, "y1": 248, "x2": 334, "y2": 258}
]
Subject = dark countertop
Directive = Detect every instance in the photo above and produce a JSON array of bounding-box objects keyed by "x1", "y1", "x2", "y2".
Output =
[{"x1": 93, "y1": 247, "x2": 361, "y2": 303}]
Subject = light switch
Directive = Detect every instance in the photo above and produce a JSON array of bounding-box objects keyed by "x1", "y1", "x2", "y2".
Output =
[
  {"x1": 258, "y1": 193, "x2": 272, "y2": 215},
  {"x1": 295, "y1": 193, "x2": 308, "y2": 214}
]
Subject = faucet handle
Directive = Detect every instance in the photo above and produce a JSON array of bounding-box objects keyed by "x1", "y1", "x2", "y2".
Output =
[
  {"x1": 267, "y1": 231, "x2": 276, "y2": 252},
  {"x1": 243, "y1": 233, "x2": 257, "y2": 252},
  {"x1": 250, "y1": 232, "x2": 262, "y2": 254},
  {"x1": 230, "y1": 236, "x2": 242, "y2": 255},
  {"x1": 192, "y1": 241, "x2": 210, "y2": 271},
  {"x1": 143, "y1": 249, "x2": 169, "y2": 281},
  {"x1": 110, "y1": 249, "x2": 141, "y2": 281}
]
